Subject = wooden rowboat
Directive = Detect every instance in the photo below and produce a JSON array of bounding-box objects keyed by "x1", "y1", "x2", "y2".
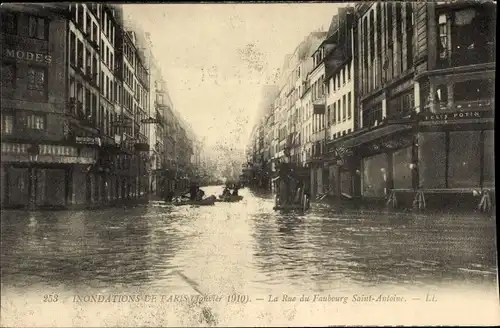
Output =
[
  {"x1": 173, "y1": 195, "x2": 216, "y2": 206},
  {"x1": 216, "y1": 195, "x2": 244, "y2": 202}
]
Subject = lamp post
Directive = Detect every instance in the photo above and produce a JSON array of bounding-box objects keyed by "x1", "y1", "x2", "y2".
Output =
[{"x1": 27, "y1": 144, "x2": 40, "y2": 211}]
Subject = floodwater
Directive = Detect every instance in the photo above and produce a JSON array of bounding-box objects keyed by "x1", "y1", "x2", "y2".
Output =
[{"x1": 1, "y1": 186, "x2": 498, "y2": 326}]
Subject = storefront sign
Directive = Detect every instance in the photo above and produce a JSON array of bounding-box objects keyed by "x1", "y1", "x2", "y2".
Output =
[
  {"x1": 75, "y1": 136, "x2": 101, "y2": 146},
  {"x1": 4, "y1": 49, "x2": 52, "y2": 64},
  {"x1": 422, "y1": 111, "x2": 481, "y2": 121},
  {"x1": 140, "y1": 118, "x2": 160, "y2": 124}
]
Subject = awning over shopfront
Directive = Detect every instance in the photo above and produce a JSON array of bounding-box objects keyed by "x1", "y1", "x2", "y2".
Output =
[
  {"x1": 1, "y1": 143, "x2": 97, "y2": 164},
  {"x1": 336, "y1": 124, "x2": 413, "y2": 149},
  {"x1": 134, "y1": 143, "x2": 150, "y2": 152}
]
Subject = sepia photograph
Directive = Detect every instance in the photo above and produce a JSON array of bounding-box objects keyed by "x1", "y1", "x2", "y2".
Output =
[{"x1": 0, "y1": 1, "x2": 498, "y2": 327}]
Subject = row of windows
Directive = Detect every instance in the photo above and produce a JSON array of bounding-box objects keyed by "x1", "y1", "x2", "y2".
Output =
[
  {"x1": 70, "y1": 4, "x2": 116, "y2": 46},
  {"x1": 100, "y1": 6, "x2": 116, "y2": 46},
  {"x1": 123, "y1": 90, "x2": 134, "y2": 111},
  {"x1": 326, "y1": 92, "x2": 353, "y2": 125},
  {"x1": 123, "y1": 40, "x2": 137, "y2": 68},
  {"x1": 69, "y1": 78, "x2": 123, "y2": 136},
  {"x1": 69, "y1": 6, "x2": 116, "y2": 72},
  {"x1": 311, "y1": 75, "x2": 326, "y2": 102},
  {"x1": 124, "y1": 65, "x2": 134, "y2": 88},
  {"x1": 2, "y1": 63, "x2": 47, "y2": 96},
  {"x1": 101, "y1": 39, "x2": 115, "y2": 70},
  {"x1": 1, "y1": 12, "x2": 49, "y2": 41},
  {"x1": 326, "y1": 62, "x2": 352, "y2": 95},
  {"x1": 1, "y1": 112, "x2": 46, "y2": 135},
  {"x1": 358, "y1": 2, "x2": 414, "y2": 96},
  {"x1": 331, "y1": 128, "x2": 353, "y2": 140},
  {"x1": 101, "y1": 72, "x2": 115, "y2": 102}
]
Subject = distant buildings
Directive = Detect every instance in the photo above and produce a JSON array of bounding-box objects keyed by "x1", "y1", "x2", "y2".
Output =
[
  {"x1": 246, "y1": 2, "x2": 495, "y2": 210},
  {"x1": 1, "y1": 4, "x2": 199, "y2": 210}
]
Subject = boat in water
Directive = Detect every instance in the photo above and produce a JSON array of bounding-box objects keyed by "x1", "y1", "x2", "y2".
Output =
[
  {"x1": 272, "y1": 163, "x2": 310, "y2": 212},
  {"x1": 216, "y1": 195, "x2": 244, "y2": 202},
  {"x1": 172, "y1": 195, "x2": 217, "y2": 206}
]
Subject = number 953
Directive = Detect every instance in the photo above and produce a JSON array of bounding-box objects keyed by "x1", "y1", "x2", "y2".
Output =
[{"x1": 43, "y1": 294, "x2": 59, "y2": 302}]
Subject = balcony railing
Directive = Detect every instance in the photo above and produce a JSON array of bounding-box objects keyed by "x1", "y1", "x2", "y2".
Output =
[
  {"x1": 430, "y1": 99, "x2": 494, "y2": 113},
  {"x1": 67, "y1": 98, "x2": 97, "y2": 128}
]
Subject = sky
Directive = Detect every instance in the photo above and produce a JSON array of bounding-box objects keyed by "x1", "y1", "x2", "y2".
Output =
[{"x1": 124, "y1": 3, "x2": 342, "y2": 151}]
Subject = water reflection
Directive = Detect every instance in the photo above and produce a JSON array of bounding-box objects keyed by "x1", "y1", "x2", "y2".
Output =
[
  {"x1": 1, "y1": 206, "x2": 185, "y2": 290},
  {"x1": 248, "y1": 188, "x2": 497, "y2": 291},
  {"x1": 1, "y1": 188, "x2": 497, "y2": 295}
]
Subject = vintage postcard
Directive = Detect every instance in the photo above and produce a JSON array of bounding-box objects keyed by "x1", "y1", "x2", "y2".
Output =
[{"x1": 0, "y1": 2, "x2": 498, "y2": 327}]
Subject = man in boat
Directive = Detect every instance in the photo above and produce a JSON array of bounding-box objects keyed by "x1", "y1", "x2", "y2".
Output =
[
  {"x1": 188, "y1": 181, "x2": 199, "y2": 200},
  {"x1": 222, "y1": 185, "x2": 231, "y2": 197},
  {"x1": 232, "y1": 185, "x2": 239, "y2": 196},
  {"x1": 277, "y1": 160, "x2": 295, "y2": 205},
  {"x1": 195, "y1": 188, "x2": 206, "y2": 201},
  {"x1": 164, "y1": 190, "x2": 174, "y2": 202},
  {"x1": 275, "y1": 152, "x2": 304, "y2": 207}
]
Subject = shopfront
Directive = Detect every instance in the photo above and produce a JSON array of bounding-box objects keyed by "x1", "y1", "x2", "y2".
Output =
[
  {"x1": 417, "y1": 111, "x2": 494, "y2": 190},
  {"x1": 1, "y1": 142, "x2": 97, "y2": 209}
]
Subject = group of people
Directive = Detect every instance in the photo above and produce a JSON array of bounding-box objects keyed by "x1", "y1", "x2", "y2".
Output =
[
  {"x1": 275, "y1": 162, "x2": 309, "y2": 206},
  {"x1": 163, "y1": 181, "x2": 243, "y2": 203},
  {"x1": 187, "y1": 183, "x2": 205, "y2": 201},
  {"x1": 222, "y1": 184, "x2": 239, "y2": 197}
]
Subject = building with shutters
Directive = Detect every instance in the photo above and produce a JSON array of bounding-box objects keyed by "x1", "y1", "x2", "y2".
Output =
[
  {"x1": 329, "y1": 2, "x2": 495, "y2": 211},
  {"x1": 1, "y1": 4, "x2": 81, "y2": 209},
  {"x1": 322, "y1": 7, "x2": 357, "y2": 199},
  {"x1": 1, "y1": 4, "x2": 197, "y2": 210}
]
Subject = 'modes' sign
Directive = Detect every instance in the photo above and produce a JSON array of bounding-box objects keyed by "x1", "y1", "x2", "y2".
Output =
[{"x1": 4, "y1": 49, "x2": 52, "y2": 64}]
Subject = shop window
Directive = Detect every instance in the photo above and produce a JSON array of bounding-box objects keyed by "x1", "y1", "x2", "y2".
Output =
[
  {"x1": 448, "y1": 131, "x2": 480, "y2": 188},
  {"x1": 392, "y1": 146, "x2": 413, "y2": 189},
  {"x1": 483, "y1": 131, "x2": 495, "y2": 188},
  {"x1": 340, "y1": 171, "x2": 352, "y2": 196},
  {"x1": 418, "y1": 132, "x2": 446, "y2": 188},
  {"x1": 362, "y1": 153, "x2": 388, "y2": 198},
  {"x1": 36, "y1": 169, "x2": 47, "y2": 206},
  {"x1": 453, "y1": 79, "x2": 494, "y2": 103},
  {"x1": 9, "y1": 168, "x2": 29, "y2": 206},
  {"x1": 0, "y1": 167, "x2": 5, "y2": 205}
]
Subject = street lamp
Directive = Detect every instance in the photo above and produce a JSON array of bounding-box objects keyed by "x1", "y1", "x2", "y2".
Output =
[{"x1": 27, "y1": 144, "x2": 40, "y2": 211}]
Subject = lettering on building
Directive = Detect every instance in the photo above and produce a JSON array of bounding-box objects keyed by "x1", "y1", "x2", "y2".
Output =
[
  {"x1": 75, "y1": 136, "x2": 102, "y2": 146},
  {"x1": 4, "y1": 49, "x2": 52, "y2": 64},
  {"x1": 423, "y1": 111, "x2": 481, "y2": 121}
]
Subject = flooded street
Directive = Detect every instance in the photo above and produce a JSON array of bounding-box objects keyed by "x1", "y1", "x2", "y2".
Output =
[{"x1": 1, "y1": 186, "x2": 498, "y2": 326}]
